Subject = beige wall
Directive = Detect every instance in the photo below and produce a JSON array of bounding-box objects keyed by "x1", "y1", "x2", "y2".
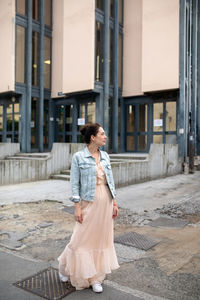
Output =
[
  {"x1": 123, "y1": 0, "x2": 143, "y2": 97},
  {"x1": 123, "y1": 0, "x2": 179, "y2": 97},
  {"x1": 52, "y1": 0, "x2": 95, "y2": 97},
  {"x1": 0, "y1": 0, "x2": 15, "y2": 93},
  {"x1": 142, "y1": 0, "x2": 179, "y2": 92}
]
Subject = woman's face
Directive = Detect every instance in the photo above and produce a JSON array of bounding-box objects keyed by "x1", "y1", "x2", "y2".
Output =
[{"x1": 92, "y1": 127, "x2": 107, "y2": 147}]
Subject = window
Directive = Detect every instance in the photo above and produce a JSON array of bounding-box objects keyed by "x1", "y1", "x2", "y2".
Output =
[
  {"x1": 45, "y1": 0, "x2": 51, "y2": 27},
  {"x1": 118, "y1": 33, "x2": 123, "y2": 88},
  {"x1": 96, "y1": 0, "x2": 104, "y2": 11},
  {"x1": 166, "y1": 102, "x2": 176, "y2": 131},
  {"x1": 110, "y1": 0, "x2": 114, "y2": 18},
  {"x1": 16, "y1": 0, "x2": 26, "y2": 15},
  {"x1": 44, "y1": 36, "x2": 51, "y2": 89},
  {"x1": 119, "y1": 0, "x2": 123, "y2": 23},
  {"x1": 32, "y1": 0, "x2": 39, "y2": 21},
  {"x1": 87, "y1": 102, "x2": 96, "y2": 123},
  {"x1": 95, "y1": 22, "x2": 104, "y2": 82},
  {"x1": 16, "y1": 25, "x2": 25, "y2": 83},
  {"x1": 32, "y1": 32, "x2": 39, "y2": 86},
  {"x1": 109, "y1": 29, "x2": 114, "y2": 85}
]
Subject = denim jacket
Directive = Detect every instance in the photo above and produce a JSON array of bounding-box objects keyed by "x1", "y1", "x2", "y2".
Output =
[{"x1": 70, "y1": 147, "x2": 116, "y2": 203}]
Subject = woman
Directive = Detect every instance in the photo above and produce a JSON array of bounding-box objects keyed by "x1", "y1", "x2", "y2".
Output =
[{"x1": 58, "y1": 123, "x2": 119, "y2": 293}]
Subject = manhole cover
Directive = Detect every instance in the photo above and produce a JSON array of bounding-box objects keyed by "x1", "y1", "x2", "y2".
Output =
[
  {"x1": 13, "y1": 267, "x2": 75, "y2": 300},
  {"x1": 114, "y1": 231, "x2": 159, "y2": 250},
  {"x1": 148, "y1": 217, "x2": 188, "y2": 228},
  {"x1": 62, "y1": 206, "x2": 74, "y2": 215}
]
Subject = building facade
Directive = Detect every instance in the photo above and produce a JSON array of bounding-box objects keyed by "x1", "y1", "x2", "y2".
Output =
[{"x1": 0, "y1": 0, "x2": 199, "y2": 161}]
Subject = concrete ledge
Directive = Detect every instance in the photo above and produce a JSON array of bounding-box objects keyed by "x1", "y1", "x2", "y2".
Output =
[
  {"x1": 0, "y1": 143, "x2": 20, "y2": 159},
  {"x1": 0, "y1": 143, "x2": 182, "y2": 186}
]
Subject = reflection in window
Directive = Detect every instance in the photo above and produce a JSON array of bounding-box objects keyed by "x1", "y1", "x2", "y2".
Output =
[
  {"x1": 110, "y1": 0, "x2": 114, "y2": 17},
  {"x1": 16, "y1": 0, "x2": 26, "y2": 15},
  {"x1": 65, "y1": 105, "x2": 73, "y2": 132},
  {"x1": 95, "y1": 22, "x2": 104, "y2": 82},
  {"x1": 96, "y1": 0, "x2": 104, "y2": 11},
  {"x1": 127, "y1": 105, "x2": 135, "y2": 132},
  {"x1": 118, "y1": 33, "x2": 123, "y2": 88},
  {"x1": 166, "y1": 102, "x2": 176, "y2": 131},
  {"x1": 166, "y1": 134, "x2": 177, "y2": 144},
  {"x1": 32, "y1": 0, "x2": 39, "y2": 21},
  {"x1": 153, "y1": 135, "x2": 163, "y2": 144},
  {"x1": 109, "y1": 29, "x2": 114, "y2": 85},
  {"x1": 119, "y1": 0, "x2": 123, "y2": 23},
  {"x1": 32, "y1": 32, "x2": 38, "y2": 86},
  {"x1": 44, "y1": 36, "x2": 51, "y2": 89},
  {"x1": 127, "y1": 136, "x2": 135, "y2": 151},
  {"x1": 16, "y1": 26, "x2": 25, "y2": 83},
  {"x1": 88, "y1": 103, "x2": 96, "y2": 123},
  {"x1": 153, "y1": 103, "x2": 163, "y2": 132},
  {"x1": 139, "y1": 104, "x2": 147, "y2": 132},
  {"x1": 138, "y1": 136, "x2": 147, "y2": 151},
  {"x1": 45, "y1": 0, "x2": 51, "y2": 27}
]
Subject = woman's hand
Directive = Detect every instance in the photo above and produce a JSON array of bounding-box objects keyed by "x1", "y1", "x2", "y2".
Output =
[
  {"x1": 113, "y1": 202, "x2": 119, "y2": 219},
  {"x1": 74, "y1": 203, "x2": 83, "y2": 223}
]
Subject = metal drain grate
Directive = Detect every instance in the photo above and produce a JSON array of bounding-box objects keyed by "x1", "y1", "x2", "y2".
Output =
[
  {"x1": 148, "y1": 217, "x2": 189, "y2": 228},
  {"x1": 13, "y1": 267, "x2": 75, "y2": 300},
  {"x1": 114, "y1": 231, "x2": 159, "y2": 250}
]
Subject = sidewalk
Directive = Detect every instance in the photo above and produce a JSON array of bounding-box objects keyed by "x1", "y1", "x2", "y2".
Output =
[
  {"x1": 0, "y1": 171, "x2": 200, "y2": 212},
  {"x1": 0, "y1": 172, "x2": 200, "y2": 300}
]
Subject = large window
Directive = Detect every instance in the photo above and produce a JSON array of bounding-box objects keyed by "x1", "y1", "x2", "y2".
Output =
[
  {"x1": 32, "y1": 32, "x2": 39, "y2": 86},
  {"x1": 44, "y1": 36, "x2": 51, "y2": 89},
  {"x1": 109, "y1": 29, "x2": 114, "y2": 85},
  {"x1": 16, "y1": 0, "x2": 26, "y2": 15},
  {"x1": 118, "y1": 33, "x2": 123, "y2": 88},
  {"x1": 153, "y1": 102, "x2": 177, "y2": 144},
  {"x1": 16, "y1": 25, "x2": 25, "y2": 83},
  {"x1": 32, "y1": 0, "x2": 39, "y2": 21},
  {"x1": 45, "y1": 0, "x2": 52, "y2": 27},
  {"x1": 95, "y1": 22, "x2": 104, "y2": 82},
  {"x1": 96, "y1": 0, "x2": 104, "y2": 12}
]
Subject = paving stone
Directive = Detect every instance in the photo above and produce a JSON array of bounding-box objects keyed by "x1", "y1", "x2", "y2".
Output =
[
  {"x1": 13, "y1": 214, "x2": 20, "y2": 218},
  {"x1": 37, "y1": 221, "x2": 53, "y2": 229},
  {"x1": 0, "y1": 215, "x2": 5, "y2": 220}
]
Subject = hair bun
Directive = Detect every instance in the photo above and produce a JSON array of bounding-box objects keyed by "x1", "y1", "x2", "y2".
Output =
[{"x1": 80, "y1": 125, "x2": 88, "y2": 137}]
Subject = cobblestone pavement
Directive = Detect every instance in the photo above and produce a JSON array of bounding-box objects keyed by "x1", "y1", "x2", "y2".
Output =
[{"x1": 0, "y1": 172, "x2": 200, "y2": 299}]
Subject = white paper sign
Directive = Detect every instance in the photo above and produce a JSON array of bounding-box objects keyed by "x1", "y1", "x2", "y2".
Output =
[
  {"x1": 154, "y1": 119, "x2": 163, "y2": 127},
  {"x1": 78, "y1": 118, "x2": 85, "y2": 125},
  {"x1": 30, "y1": 121, "x2": 35, "y2": 128}
]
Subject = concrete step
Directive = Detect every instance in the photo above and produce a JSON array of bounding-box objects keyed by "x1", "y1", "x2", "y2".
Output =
[
  {"x1": 60, "y1": 169, "x2": 70, "y2": 175},
  {"x1": 109, "y1": 153, "x2": 148, "y2": 161},
  {"x1": 50, "y1": 174, "x2": 70, "y2": 181},
  {"x1": 6, "y1": 156, "x2": 50, "y2": 160},
  {"x1": 14, "y1": 152, "x2": 50, "y2": 158}
]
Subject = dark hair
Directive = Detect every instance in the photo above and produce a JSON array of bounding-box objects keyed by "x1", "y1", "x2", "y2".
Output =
[{"x1": 80, "y1": 123, "x2": 101, "y2": 144}]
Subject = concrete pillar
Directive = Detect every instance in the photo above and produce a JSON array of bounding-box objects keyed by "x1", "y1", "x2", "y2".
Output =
[
  {"x1": 2, "y1": 104, "x2": 7, "y2": 142},
  {"x1": 103, "y1": 0, "x2": 110, "y2": 151},
  {"x1": 178, "y1": 0, "x2": 187, "y2": 158},
  {"x1": 39, "y1": 0, "x2": 45, "y2": 152},
  {"x1": 26, "y1": 0, "x2": 32, "y2": 152},
  {"x1": 112, "y1": 0, "x2": 119, "y2": 153},
  {"x1": 197, "y1": 0, "x2": 200, "y2": 154}
]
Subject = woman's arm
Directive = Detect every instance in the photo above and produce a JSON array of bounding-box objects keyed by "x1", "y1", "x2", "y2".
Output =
[{"x1": 70, "y1": 154, "x2": 81, "y2": 203}]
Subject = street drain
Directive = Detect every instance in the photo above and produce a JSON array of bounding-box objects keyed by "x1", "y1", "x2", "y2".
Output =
[
  {"x1": 148, "y1": 217, "x2": 188, "y2": 228},
  {"x1": 13, "y1": 267, "x2": 75, "y2": 300},
  {"x1": 114, "y1": 231, "x2": 159, "y2": 250}
]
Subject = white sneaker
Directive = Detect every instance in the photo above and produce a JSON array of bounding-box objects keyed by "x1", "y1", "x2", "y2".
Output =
[
  {"x1": 58, "y1": 272, "x2": 69, "y2": 282},
  {"x1": 92, "y1": 282, "x2": 103, "y2": 293}
]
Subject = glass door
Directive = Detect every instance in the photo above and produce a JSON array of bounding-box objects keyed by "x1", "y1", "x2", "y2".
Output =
[
  {"x1": 55, "y1": 104, "x2": 73, "y2": 142},
  {"x1": 126, "y1": 103, "x2": 149, "y2": 152}
]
